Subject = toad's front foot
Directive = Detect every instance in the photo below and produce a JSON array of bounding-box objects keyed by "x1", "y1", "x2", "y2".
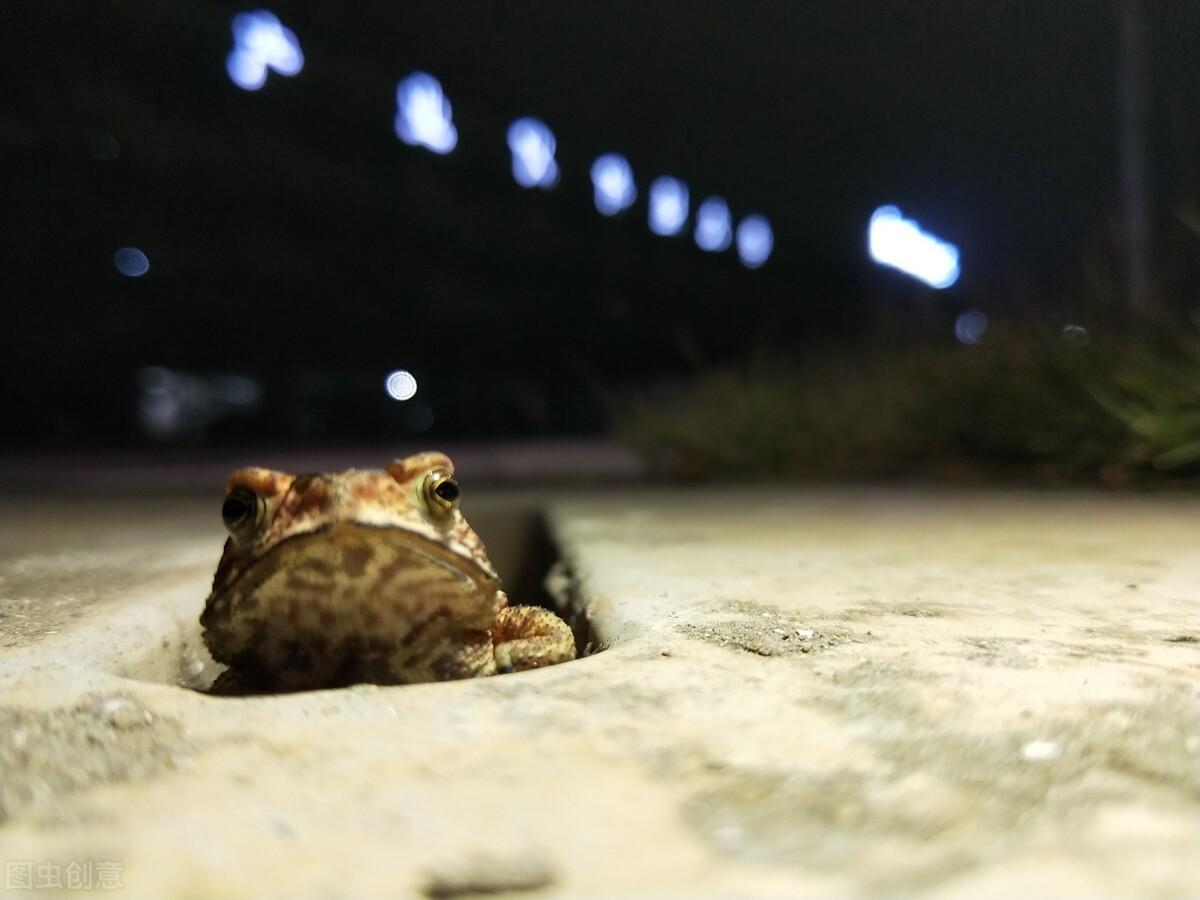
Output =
[{"x1": 492, "y1": 605, "x2": 576, "y2": 673}]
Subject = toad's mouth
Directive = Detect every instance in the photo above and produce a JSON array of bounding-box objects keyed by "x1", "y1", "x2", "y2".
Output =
[
  {"x1": 242, "y1": 522, "x2": 496, "y2": 590},
  {"x1": 201, "y1": 523, "x2": 501, "y2": 649}
]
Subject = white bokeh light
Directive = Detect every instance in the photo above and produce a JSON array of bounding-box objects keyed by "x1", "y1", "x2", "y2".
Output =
[
  {"x1": 113, "y1": 247, "x2": 150, "y2": 277},
  {"x1": 735, "y1": 215, "x2": 773, "y2": 268},
  {"x1": 226, "y1": 11, "x2": 303, "y2": 91},
  {"x1": 394, "y1": 72, "x2": 457, "y2": 154},
  {"x1": 384, "y1": 369, "x2": 418, "y2": 401},
  {"x1": 868, "y1": 205, "x2": 960, "y2": 289},
  {"x1": 590, "y1": 154, "x2": 636, "y2": 216},
  {"x1": 694, "y1": 196, "x2": 733, "y2": 252},
  {"x1": 954, "y1": 309, "x2": 988, "y2": 344},
  {"x1": 507, "y1": 118, "x2": 559, "y2": 189},
  {"x1": 648, "y1": 176, "x2": 689, "y2": 236}
]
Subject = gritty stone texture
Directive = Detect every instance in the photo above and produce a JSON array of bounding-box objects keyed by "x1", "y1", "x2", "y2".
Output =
[
  {"x1": 0, "y1": 694, "x2": 187, "y2": 826},
  {"x1": 0, "y1": 487, "x2": 1197, "y2": 898}
]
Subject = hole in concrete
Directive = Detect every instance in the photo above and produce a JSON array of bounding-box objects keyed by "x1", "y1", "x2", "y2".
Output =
[
  {"x1": 172, "y1": 508, "x2": 596, "y2": 695},
  {"x1": 494, "y1": 510, "x2": 595, "y2": 659}
]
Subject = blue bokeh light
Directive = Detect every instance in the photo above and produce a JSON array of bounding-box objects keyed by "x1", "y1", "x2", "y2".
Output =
[
  {"x1": 648, "y1": 176, "x2": 689, "y2": 236},
  {"x1": 226, "y1": 11, "x2": 303, "y2": 91},
  {"x1": 394, "y1": 72, "x2": 458, "y2": 154},
  {"x1": 954, "y1": 309, "x2": 988, "y2": 344},
  {"x1": 507, "y1": 118, "x2": 559, "y2": 189},
  {"x1": 694, "y1": 197, "x2": 733, "y2": 252},
  {"x1": 113, "y1": 247, "x2": 150, "y2": 277},
  {"x1": 590, "y1": 154, "x2": 637, "y2": 216},
  {"x1": 868, "y1": 205, "x2": 960, "y2": 289},
  {"x1": 735, "y1": 215, "x2": 773, "y2": 268},
  {"x1": 227, "y1": 51, "x2": 268, "y2": 92}
]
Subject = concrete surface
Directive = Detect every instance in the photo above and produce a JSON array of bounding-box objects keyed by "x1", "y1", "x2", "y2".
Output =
[{"x1": 0, "y1": 487, "x2": 1197, "y2": 898}]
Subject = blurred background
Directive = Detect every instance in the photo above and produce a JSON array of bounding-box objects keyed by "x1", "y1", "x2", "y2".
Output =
[{"x1": 3, "y1": 1, "x2": 1198, "y2": 485}]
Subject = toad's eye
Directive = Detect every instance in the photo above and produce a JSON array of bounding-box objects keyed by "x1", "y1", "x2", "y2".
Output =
[
  {"x1": 222, "y1": 486, "x2": 263, "y2": 544},
  {"x1": 422, "y1": 469, "x2": 460, "y2": 517}
]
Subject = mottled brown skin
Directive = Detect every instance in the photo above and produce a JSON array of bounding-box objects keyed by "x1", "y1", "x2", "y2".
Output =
[{"x1": 200, "y1": 452, "x2": 575, "y2": 693}]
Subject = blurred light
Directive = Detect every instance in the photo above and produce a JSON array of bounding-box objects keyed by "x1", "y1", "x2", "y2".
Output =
[
  {"x1": 590, "y1": 154, "x2": 636, "y2": 216},
  {"x1": 137, "y1": 366, "x2": 261, "y2": 440},
  {"x1": 403, "y1": 403, "x2": 434, "y2": 432},
  {"x1": 868, "y1": 205, "x2": 960, "y2": 289},
  {"x1": 138, "y1": 366, "x2": 173, "y2": 395},
  {"x1": 954, "y1": 309, "x2": 988, "y2": 344},
  {"x1": 138, "y1": 367, "x2": 184, "y2": 439},
  {"x1": 1062, "y1": 324, "x2": 1089, "y2": 347},
  {"x1": 507, "y1": 117, "x2": 558, "y2": 189},
  {"x1": 648, "y1": 176, "x2": 689, "y2": 236},
  {"x1": 384, "y1": 369, "x2": 418, "y2": 401},
  {"x1": 693, "y1": 197, "x2": 733, "y2": 252},
  {"x1": 226, "y1": 11, "x2": 303, "y2": 91},
  {"x1": 394, "y1": 72, "x2": 457, "y2": 154},
  {"x1": 735, "y1": 215, "x2": 773, "y2": 268},
  {"x1": 213, "y1": 374, "x2": 262, "y2": 406},
  {"x1": 227, "y1": 52, "x2": 268, "y2": 92},
  {"x1": 114, "y1": 247, "x2": 150, "y2": 277}
]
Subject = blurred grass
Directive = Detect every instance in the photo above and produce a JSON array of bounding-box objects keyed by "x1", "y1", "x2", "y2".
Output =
[{"x1": 617, "y1": 324, "x2": 1200, "y2": 486}]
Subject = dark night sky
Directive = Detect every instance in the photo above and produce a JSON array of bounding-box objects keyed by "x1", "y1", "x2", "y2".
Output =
[{"x1": 2, "y1": 2, "x2": 1196, "y2": 443}]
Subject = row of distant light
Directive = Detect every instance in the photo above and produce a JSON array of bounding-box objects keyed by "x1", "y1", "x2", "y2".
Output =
[
  {"x1": 221, "y1": 13, "x2": 777, "y2": 268},
  {"x1": 120, "y1": 12, "x2": 958, "y2": 291},
  {"x1": 395, "y1": 71, "x2": 776, "y2": 269}
]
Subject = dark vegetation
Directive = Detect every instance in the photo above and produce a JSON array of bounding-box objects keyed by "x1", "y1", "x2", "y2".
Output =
[{"x1": 618, "y1": 323, "x2": 1199, "y2": 486}]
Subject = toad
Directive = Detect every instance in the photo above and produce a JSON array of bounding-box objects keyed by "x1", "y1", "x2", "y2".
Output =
[{"x1": 200, "y1": 452, "x2": 575, "y2": 693}]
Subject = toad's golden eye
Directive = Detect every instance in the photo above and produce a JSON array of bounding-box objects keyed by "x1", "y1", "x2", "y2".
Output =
[
  {"x1": 422, "y1": 469, "x2": 460, "y2": 516},
  {"x1": 222, "y1": 486, "x2": 263, "y2": 545}
]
